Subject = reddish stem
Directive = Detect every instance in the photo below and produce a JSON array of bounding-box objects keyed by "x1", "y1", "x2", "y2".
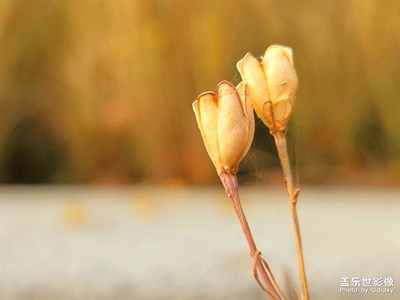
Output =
[{"x1": 219, "y1": 172, "x2": 282, "y2": 300}]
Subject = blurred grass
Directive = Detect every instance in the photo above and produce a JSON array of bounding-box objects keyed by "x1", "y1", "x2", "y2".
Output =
[{"x1": 0, "y1": 0, "x2": 399, "y2": 185}]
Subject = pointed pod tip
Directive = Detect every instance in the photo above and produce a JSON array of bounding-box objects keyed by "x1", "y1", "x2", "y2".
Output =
[
  {"x1": 237, "y1": 52, "x2": 255, "y2": 69},
  {"x1": 197, "y1": 91, "x2": 217, "y2": 103},
  {"x1": 243, "y1": 52, "x2": 254, "y2": 58},
  {"x1": 197, "y1": 91, "x2": 216, "y2": 99},
  {"x1": 217, "y1": 80, "x2": 235, "y2": 87},
  {"x1": 237, "y1": 52, "x2": 263, "y2": 75},
  {"x1": 236, "y1": 52, "x2": 254, "y2": 66},
  {"x1": 217, "y1": 80, "x2": 236, "y2": 97},
  {"x1": 196, "y1": 92, "x2": 218, "y2": 110},
  {"x1": 265, "y1": 45, "x2": 294, "y2": 64}
]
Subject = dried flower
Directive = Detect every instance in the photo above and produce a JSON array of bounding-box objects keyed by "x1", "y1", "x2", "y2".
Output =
[
  {"x1": 237, "y1": 45, "x2": 298, "y2": 133},
  {"x1": 192, "y1": 80, "x2": 254, "y2": 175}
]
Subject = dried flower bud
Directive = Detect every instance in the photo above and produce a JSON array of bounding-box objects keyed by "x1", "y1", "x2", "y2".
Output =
[
  {"x1": 193, "y1": 81, "x2": 254, "y2": 175},
  {"x1": 237, "y1": 45, "x2": 298, "y2": 133}
]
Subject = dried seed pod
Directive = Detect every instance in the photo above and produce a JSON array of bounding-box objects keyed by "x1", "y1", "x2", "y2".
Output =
[
  {"x1": 193, "y1": 81, "x2": 254, "y2": 175},
  {"x1": 237, "y1": 45, "x2": 298, "y2": 133}
]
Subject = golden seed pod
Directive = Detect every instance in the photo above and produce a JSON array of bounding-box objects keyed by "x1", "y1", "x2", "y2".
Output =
[
  {"x1": 192, "y1": 80, "x2": 254, "y2": 175},
  {"x1": 237, "y1": 45, "x2": 298, "y2": 133}
]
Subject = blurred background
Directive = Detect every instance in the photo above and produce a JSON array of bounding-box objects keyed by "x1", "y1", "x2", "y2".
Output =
[
  {"x1": 1, "y1": 0, "x2": 400, "y2": 186},
  {"x1": 0, "y1": 1, "x2": 399, "y2": 300}
]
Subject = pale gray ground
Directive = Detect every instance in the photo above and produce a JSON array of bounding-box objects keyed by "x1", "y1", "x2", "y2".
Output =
[{"x1": 0, "y1": 186, "x2": 398, "y2": 299}]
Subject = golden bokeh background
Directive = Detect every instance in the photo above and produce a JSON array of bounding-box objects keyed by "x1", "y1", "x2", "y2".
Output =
[{"x1": 1, "y1": 0, "x2": 399, "y2": 185}]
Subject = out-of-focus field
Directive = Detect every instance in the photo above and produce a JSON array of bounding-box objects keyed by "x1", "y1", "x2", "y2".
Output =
[
  {"x1": 1, "y1": 2, "x2": 399, "y2": 299},
  {"x1": 1, "y1": 1, "x2": 400, "y2": 185},
  {"x1": 0, "y1": 186, "x2": 398, "y2": 299}
]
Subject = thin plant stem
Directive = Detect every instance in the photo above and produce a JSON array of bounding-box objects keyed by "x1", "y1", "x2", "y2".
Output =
[
  {"x1": 273, "y1": 131, "x2": 309, "y2": 300},
  {"x1": 219, "y1": 172, "x2": 285, "y2": 300}
]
